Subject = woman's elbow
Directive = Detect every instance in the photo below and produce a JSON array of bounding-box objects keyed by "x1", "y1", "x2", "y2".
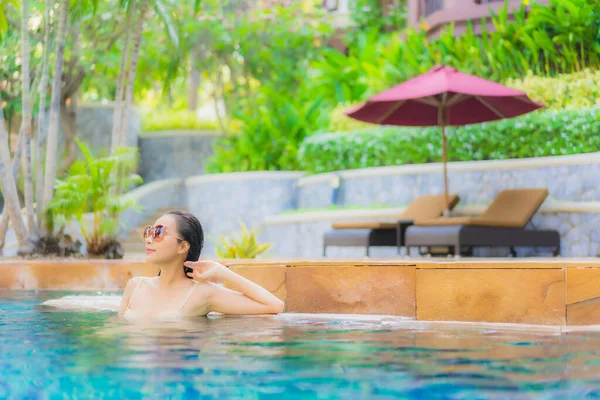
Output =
[{"x1": 270, "y1": 298, "x2": 285, "y2": 314}]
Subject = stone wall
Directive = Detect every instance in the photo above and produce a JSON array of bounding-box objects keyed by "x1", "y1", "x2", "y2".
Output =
[
  {"x1": 123, "y1": 153, "x2": 597, "y2": 257},
  {"x1": 279, "y1": 153, "x2": 600, "y2": 258},
  {"x1": 184, "y1": 172, "x2": 302, "y2": 255},
  {"x1": 5, "y1": 153, "x2": 596, "y2": 258},
  {"x1": 120, "y1": 179, "x2": 186, "y2": 232},
  {"x1": 139, "y1": 131, "x2": 220, "y2": 183},
  {"x1": 73, "y1": 104, "x2": 139, "y2": 152},
  {"x1": 297, "y1": 153, "x2": 600, "y2": 209}
]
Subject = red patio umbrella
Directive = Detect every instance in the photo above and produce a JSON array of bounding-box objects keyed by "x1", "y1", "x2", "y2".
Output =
[{"x1": 345, "y1": 65, "x2": 544, "y2": 213}]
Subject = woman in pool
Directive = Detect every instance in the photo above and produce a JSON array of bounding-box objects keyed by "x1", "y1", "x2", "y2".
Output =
[{"x1": 119, "y1": 210, "x2": 284, "y2": 319}]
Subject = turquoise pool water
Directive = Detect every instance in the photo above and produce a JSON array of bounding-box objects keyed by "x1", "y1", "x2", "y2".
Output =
[{"x1": 2, "y1": 290, "x2": 600, "y2": 399}]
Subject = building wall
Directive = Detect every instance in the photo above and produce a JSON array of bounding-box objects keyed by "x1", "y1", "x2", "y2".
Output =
[{"x1": 407, "y1": 0, "x2": 549, "y2": 38}]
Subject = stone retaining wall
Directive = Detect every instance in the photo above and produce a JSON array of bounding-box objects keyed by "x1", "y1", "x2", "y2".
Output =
[
  {"x1": 6, "y1": 153, "x2": 594, "y2": 258},
  {"x1": 184, "y1": 172, "x2": 302, "y2": 255},
  {"x1": 120, "y1": 178, "x2": 186, "y2": 231},
  {"x1": 139, "y1": 131, "x2": 220, "y2": 183},
  {"x1": 297, "y1": 153, "x2": 600, "y2": 210}
]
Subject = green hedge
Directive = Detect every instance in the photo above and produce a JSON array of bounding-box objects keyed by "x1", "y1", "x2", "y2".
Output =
[{"x1": 298, "y1": 107, "x2": 600, "y2": 174}]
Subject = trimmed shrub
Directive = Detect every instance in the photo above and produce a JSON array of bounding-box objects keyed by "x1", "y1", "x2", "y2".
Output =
[
  {"x1": 507, "y1": 69, "x2": 600, "y2": 110},
  {"x1": 298, "y1": 107, "x2": 600, "y2": 173}
]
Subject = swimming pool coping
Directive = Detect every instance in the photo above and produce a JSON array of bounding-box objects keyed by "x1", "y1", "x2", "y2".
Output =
[{"x1": 3, "y1": 258, "x2": 600, "y2": 327}]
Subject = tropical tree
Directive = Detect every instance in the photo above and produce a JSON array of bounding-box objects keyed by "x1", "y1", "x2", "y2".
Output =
[
  {"x1": 41, "y1": 0, "x2": 69, "y2": 227},
  {"x1": 0, "y1": 95, "x2": 28, "y2": 249},
  {"x1": 111, "y1": 0, "x2": 180, "y2": 152},
  {"x1": 35, "y1": 0, "x2": 51, "y2": 228},
  {"x1": 20, "y1": 0, "x2": 35, "y2": 233}
]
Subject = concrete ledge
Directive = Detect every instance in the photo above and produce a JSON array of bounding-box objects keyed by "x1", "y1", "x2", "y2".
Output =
[
  {"x1": 124, "y1": 178, "x2": 184, "y2": 201},
  {"x1": 185, "y1": 171, "x2": 303, "y2": 185},
  {"x1": 264, "y1": 201, "x2": 600, "y2": 225},
  {"x1": 140, "y1": 130, "x2": 221, "y2": 138},
  {"x1": 4, "y1": 258, "x2": 600, "y2": 326},
  {"x1": 297, "y1": 152, "x2": 600, "y2": 186}
]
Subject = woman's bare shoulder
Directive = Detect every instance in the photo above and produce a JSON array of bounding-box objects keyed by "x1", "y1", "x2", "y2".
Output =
[
  {"x1": 186, "y1": 281, "x2": 215, "y2": 315},
  {"x1": 126, "y1": 276, "x2": 144, "y2": 286},
  {"x1": 124, "y1": 276, "x2": 150, "y2": 292}
]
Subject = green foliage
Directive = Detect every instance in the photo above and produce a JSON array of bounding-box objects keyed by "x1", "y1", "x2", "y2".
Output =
[
  {"x1": 347, "y1": 0, "x2": 407, "y2": 42},
  {"x1": 206, "y1": 87, "x2": 328, "y2": 172},
  {"x1": 208, "y1": 0, "x2": 600, "y2": 172},
  {"x1": 46, "y1": 139, "x2": 143, "y2": 256},
  {"x1": 214, "y1": 221, "x2": 272, "y2": 259},
  {"x1": 328, "y1": 102, "x2": 376, "y2": 132},
  {"x1": 506, "y1": 69, "x2": 600, "y2": 110},
  {"x1": 0, "y1": 0, "x2": 19, "y2": 41},
  {"x1": 311, "y1": 0, "x2": 600, "y2": 106},
  {"x1": 192, "y1": 1, "x2": 334, "y2": 172},
  {"x1": 298, "y1": 107, "x2": 600, "y2": 173},
  {"x1": 141, "y1": 109, "x2": 219, "y2": 132}
]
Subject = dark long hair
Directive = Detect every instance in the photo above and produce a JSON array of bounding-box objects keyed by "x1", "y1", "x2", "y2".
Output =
[{"x1": 158, "y1": 210, "x2": 204, "y2": 279}]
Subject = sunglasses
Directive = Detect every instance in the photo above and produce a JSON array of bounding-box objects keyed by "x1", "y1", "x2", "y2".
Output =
[{"x1": 142, "y1": 224, "x2": 185, "y2": 243}]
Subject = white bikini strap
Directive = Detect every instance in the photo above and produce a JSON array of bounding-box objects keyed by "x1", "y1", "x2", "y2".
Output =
[
  {"x1": 180, "y1": 283, "x2": 198, "y2": 310},
  {"x1": 126, "y1": 278, "x2": 145, "y2": 309}
]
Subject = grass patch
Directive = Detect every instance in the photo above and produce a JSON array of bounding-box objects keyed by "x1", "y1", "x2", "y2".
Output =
[
  {"x1": 141, "y1": 109, "x2": 219, "y2": 133},
  {"x1": 280, "y1": 204, "x2": 398, "y2": 215}
]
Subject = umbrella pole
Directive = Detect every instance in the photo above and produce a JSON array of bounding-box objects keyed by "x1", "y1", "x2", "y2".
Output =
[
  {"x1": 442, "y1": 123, "x2": 450, "y2": 216},
  {"x1": 438, "y1": 102, "x2": 450, "y2": 216}
]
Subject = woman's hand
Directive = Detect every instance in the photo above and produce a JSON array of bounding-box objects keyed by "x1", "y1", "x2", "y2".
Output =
[{"x1": 184, "y1": 260, "x2": 230, "y2": 283}]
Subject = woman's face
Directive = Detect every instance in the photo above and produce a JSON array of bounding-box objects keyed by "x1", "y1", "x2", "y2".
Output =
[{"x1": 144, "y1": 214, "x2": 187, "y2": 264}]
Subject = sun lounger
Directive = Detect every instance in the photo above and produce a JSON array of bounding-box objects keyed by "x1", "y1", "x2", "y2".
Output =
[
  {"x1": 323, "y1": 194, "x2": 460, "y2": 256},
  {"x1": 404, "y1": 188, "x2": 560, "y2": 256}
]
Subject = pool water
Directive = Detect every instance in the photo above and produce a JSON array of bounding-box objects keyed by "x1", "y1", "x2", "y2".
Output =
[{"x1": 2, "y1": 291, "x2": 600, "y2": 399}]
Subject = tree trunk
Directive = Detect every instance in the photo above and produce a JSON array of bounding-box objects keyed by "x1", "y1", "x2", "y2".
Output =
[
  {"x1": 57, "y1": 97, "x2": 78, "y2": 176},
  {"x1": 21, "y1": 0, "x2": 35, "y2": 233},
  {"x1": 0, "y1": 96, "x2": 28, "y2": 249},
  {"x1": 110, "y1": 1, "x2": 135, "y2": 154},
  {"x1": 188, "y1": 53, "x2": 201, "y2": 111},
  {"x1": 212, "y1": 68, "x2": 227, "y2": 134},
  {"x1": 42, "y1": 0, "x2": 68, "y2": 230},
  {"x1": 12, "y1": 126, "x2": 24, "y2": 182},
  {"x1": 35, "y1": 0, "x2": 52, "y2": 230},
  {"x1": 119, "y1": 0, "x2": 148, "y2": 148},
  {"x1": 0, "y1": 127, "x2": 24, "y2": 249},
  {"x1": 56, "y1": 20, "x2": 81, "y2": 177}
]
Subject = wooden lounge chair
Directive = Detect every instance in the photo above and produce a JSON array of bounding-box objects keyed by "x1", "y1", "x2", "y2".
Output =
[
  {"x1": 323, "y1": 194, "x2": 460, "y2": 256},
  {"x1": 404, "y1": 188, "x2": 560, "y2": 257}
]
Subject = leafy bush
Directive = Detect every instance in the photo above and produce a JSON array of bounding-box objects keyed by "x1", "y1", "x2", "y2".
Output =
[
  {"x1": 507, "y1": 69, "x2": 600, "y2": 110},
  {"x1": 46, "y1": 139, "x2": 143, "y2": 258},
  {"x1": 298, "y1": 107, "x2": 600, "y2": 173},
  {"x1": 208, "y1": 0, "x2": 600, "y2": 173},
  {"x1": 214, "y1": 221, "x2": 272, "y2": 259},
  {"x1": 206, "y1": 86, "x2": 328, "y2": 172},
  {"x1": 327, "y1": 102, "x2": 376, "y2": 132},
  {"x1": 142, "y1": 109, "x2": 219, "y2": 132},
  {"x1": 310, "y1": 0, "x2": 600, "y2": 106}
]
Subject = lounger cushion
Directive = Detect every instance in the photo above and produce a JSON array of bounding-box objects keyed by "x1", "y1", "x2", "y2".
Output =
[
  {"x1": 402, "y1": 193, "x2": 460, "y2": 219},
  {"x1": 414, "y1": 217, "x2": 523, "y2": 228},
  {"x1": 331, "y1": 193, "x2": 460, "y2": 230},
  {"x1": 414, "y1": 188, "x2": 549, "y2": 228},
  {"x1": 332, "y1": 222, "x2": 398, "y2": 230},
  {"x1": 481, "y1": 188, "x2": 548, "y2": 227}
]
